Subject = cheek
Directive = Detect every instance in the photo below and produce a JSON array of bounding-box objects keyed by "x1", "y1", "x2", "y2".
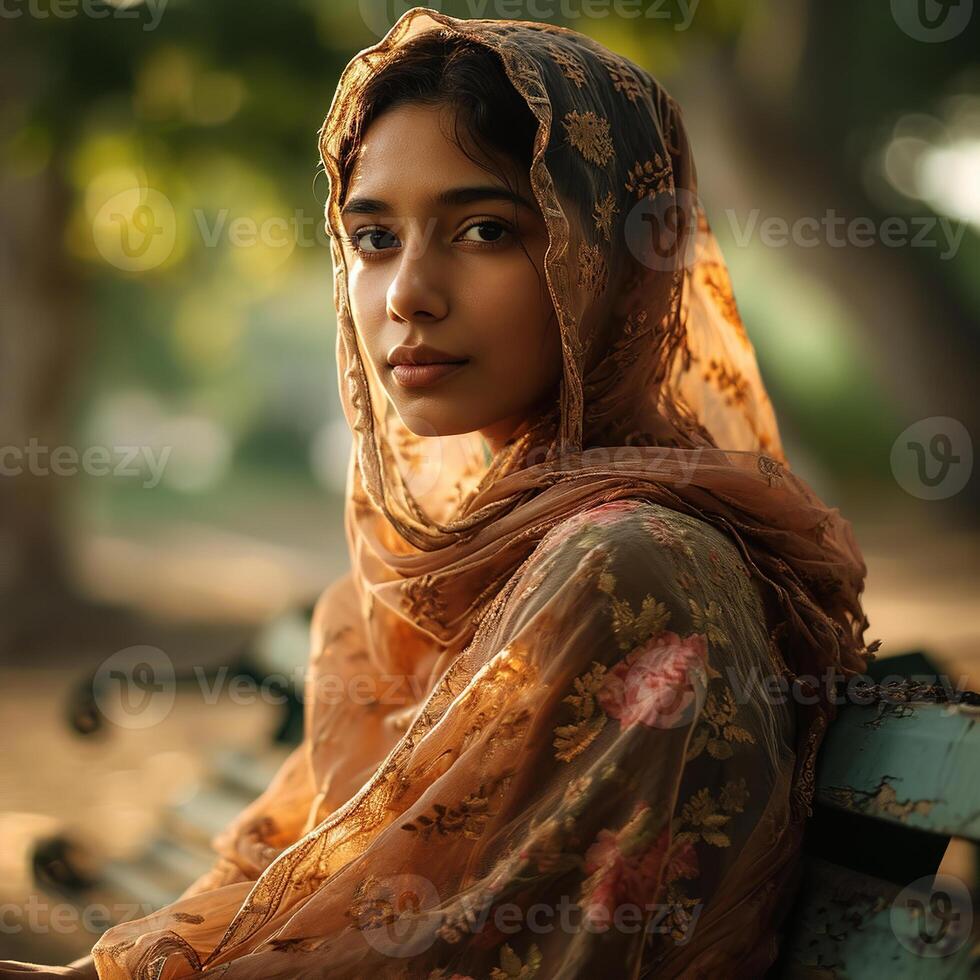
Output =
[
  {"x1": 346, "y1": 264, "x2": 389, "y2": 359},
  {"x1": 464, "y1": 256, "x2": 559, "y2": 371}
]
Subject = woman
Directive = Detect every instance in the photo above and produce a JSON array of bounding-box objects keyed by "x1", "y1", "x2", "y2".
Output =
[{"x1": 11, "y1": 7, "x2": 877, "y2": 978}]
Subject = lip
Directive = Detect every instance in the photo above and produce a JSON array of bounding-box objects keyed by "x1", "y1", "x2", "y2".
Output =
[
  {"x1": 390, "y1": 361, "x2": 468, "y2": 388},
  {"x1": 387, "y1": 343, "x2": 468, "y2": 366}
]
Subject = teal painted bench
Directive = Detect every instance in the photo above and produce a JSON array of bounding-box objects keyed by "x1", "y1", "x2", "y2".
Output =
[{"x1": 773, "y1": 672, "x2": 980, "y2": 978}]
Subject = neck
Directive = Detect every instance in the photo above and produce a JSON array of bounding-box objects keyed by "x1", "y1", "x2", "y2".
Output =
[
  {"x1": 480, "y1": 379, "x2": 564, "y2": 457},
  {"x1": 479, "y1": 414, "x2": 523, "y2": 456}
]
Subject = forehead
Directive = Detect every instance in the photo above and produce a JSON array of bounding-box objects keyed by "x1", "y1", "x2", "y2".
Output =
[{"x1": 344, "y1": 102, "x2": 534, "y2": 206}]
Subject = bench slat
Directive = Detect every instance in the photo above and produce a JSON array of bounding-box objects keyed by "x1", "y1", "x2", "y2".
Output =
[
  {"x1": 814, "y1": 701, "x2": 980, "y2": 842},
  {"x1": 777, "y1": 856, "x2": 978, "y2": 978}
]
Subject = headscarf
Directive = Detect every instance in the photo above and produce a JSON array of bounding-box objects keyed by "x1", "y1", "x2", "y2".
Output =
[
  {"x1": 91, "y1": 8, "x2": 878, "y2": 977},
  {"x1": 322, "y1": 7, "x2": 875, "y2": 750}
]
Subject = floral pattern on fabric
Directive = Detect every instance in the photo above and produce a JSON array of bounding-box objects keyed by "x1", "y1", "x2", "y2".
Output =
[
  {"x1": 561, "y1": 109, "x2": 615, "y2": 166},
  {"x1": 91, "y1": 499, "x2": 801, "y2": 979}
]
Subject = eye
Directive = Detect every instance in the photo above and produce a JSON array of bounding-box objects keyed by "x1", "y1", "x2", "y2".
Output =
[
  {"x1": 458, "y1": 220, "x2": 512, "y2": 246},
  {"x1": 346, "y1": 226, "x2": 400, "y2": 255}
]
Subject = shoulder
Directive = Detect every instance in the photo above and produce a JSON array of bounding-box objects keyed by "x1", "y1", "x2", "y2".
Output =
[
  {"x1": 510, "y1": 497, "x2": 765, "y2": 635},
  {"x1": 490, "y1": 497, "x2": 791, "y2": 756},
  {"x1": 533, "y1": 499, "x2": 792, "y2": 756},
  {"x1": 545, "y1": 497, "x2": 728, "y2": 546},
  {"x1": 541, "y1": 497, "x2": 752, "y2": 588}
]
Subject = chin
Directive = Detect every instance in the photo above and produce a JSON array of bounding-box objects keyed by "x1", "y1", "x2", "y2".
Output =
[
  {"x1": 390, "y1": 406, "x2": 464, "y2": 438},
  {"x1": 391, "y1": 402, "x2": 497, "y2": 440}
]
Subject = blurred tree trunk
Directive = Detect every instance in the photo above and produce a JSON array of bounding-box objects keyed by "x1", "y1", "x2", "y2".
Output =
[
  {"x1": 0, "y1": 64, "x2": 85, "y2": 652},
  {"x1": 675, "y1": 11, "x2": 978, "y2": 516}
]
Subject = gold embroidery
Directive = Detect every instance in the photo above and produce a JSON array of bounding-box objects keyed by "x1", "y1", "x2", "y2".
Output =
[
  {"x1": 519, "y1": 816, "x2": 570, "y2": 873},
  {"x1": 171, "y1": 912, "x2": 204, "y2": 924},
  {"x1": 562, "y1": 109, "x2": 615, "y2": 166},
  {"x1": 685, "y1": 687, "x2": 756, "y2": 761},
  {"x1": 597, "y1": 567, "x2": 616, "y2": 594},
  {"x1": 436, "y1": 897, "x2": 492, "y2": 945},
  {"x1": 623, "y1": 307, "x2": 648, "y2": 336},
  {"x1": 543, "y1": 41, "x2": 587, "y2": 87},
  {"x1": 400, "y1": 572, "x2": 448, "y2": 624},
  {"x1": 702, "y1": 358, "x2": 752, "y2": 407},
  {"x1": 705, "y1": 547, "x2": 728, "y2": 591},
  {"x1": 687, "y1": 597, "x2": 729, "y2": 648},
  {"x1": 699, "y1": 260, "x2": 750, "y2": 343},
  {"x1": 592, "y1": 190, "x2": 619, "y2": 242},
  {"x1": 461, "y1": 706, "x2": 531, "y2": 758},
  {"x1": 553, "y1": 661, "x2": 609, "y2": 762},
  {"x1": 676, "y1": 778, "x2": 749, "y2": 848},
  {"x1": 392, "y1": 426, "x2": 428, "y2": 472},
  {"x1": 625, "y1": 154, "x2": 673, "y2": 200},
  {"x1": 577, "y1": 240, "x2": 608, "y2": 296},
  {"x1": 598, "y1": 570, "x2": 670, "y2": 650},
  {"x1": 389, "y1": 749, "x2": 456, "y2": 805},
  {"x1": 608, "y1": 591, "x2": 672, "y2": 651},
  {"x1": 348, "y1": 873, "x2": 424, "y2": 932},
  {"x1": 661, "y1": 880, "x2": 704, "y2": 942},
  {"x1": 793, "y1": 715, "x2": 826, "y2": 819},
  {"x1": 562, "y1": 772, "x2": 593, "y2": 808},
  {"x1": 401, "y1": 771, "x2": 513, "y2": 841},
  {"x1": 459, "y1": 644, "x2": 537, "y2": 715},
  {"x1": 490, "y1": 943, "x2": 543, "y2": 979},
  {"x1": 596, "y1": 50, "x2": 643, "y2": 102},
  {"x1": 758, "y1": 455, "x2": 784, "y2": 486},
  {"x1": 446, "y1": 651, "x2": 537, "y2": 760}
]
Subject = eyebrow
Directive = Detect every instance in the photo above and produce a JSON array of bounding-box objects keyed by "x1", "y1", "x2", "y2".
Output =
[{"x1": 340, "y1": 184, "x2": 538, "y2": 217}]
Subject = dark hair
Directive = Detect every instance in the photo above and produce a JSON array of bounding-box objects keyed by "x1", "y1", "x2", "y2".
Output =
[{"x1": 336, "y1": 30, "x2": 545, "y2": 284}]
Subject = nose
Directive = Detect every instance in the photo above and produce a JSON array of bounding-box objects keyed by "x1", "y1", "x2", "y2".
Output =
[{"x1": 385, "y1": 226, "x2": 449, "y2": 324}]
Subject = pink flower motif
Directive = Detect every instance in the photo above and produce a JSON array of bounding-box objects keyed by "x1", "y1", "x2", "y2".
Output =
[
  {"x1": 580, "y1": 802, "x2": 699, "y2": 929},
  {"x1": 598, "y1": 631, "x2": 708, "y2": 731}
]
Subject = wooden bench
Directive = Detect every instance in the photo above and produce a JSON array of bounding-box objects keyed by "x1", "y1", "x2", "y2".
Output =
[{"x1": 772, "y1": 654, "x2": 980, "y2": 978}]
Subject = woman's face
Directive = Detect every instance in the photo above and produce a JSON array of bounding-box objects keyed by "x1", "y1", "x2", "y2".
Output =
[{"x1": 338, "y1": 102, "x2": 562, "y2": 451}]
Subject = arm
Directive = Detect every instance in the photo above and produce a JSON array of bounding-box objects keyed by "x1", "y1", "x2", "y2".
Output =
[
  {"x1": 0, "y1": 956, "x2": 96, "y2": 979},
  {"x1": 65, "y1": 956, "x2": 98, "y2": 979}
]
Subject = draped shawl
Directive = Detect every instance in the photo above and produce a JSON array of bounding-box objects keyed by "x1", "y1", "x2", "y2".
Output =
[{"x1": 92, "y1": 8, "x2": 878, "y2": 978}]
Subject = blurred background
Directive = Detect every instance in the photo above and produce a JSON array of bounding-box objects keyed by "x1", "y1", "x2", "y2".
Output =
[{"x1": 0, "y1": 0, "x2": 977, "y2": 964}]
